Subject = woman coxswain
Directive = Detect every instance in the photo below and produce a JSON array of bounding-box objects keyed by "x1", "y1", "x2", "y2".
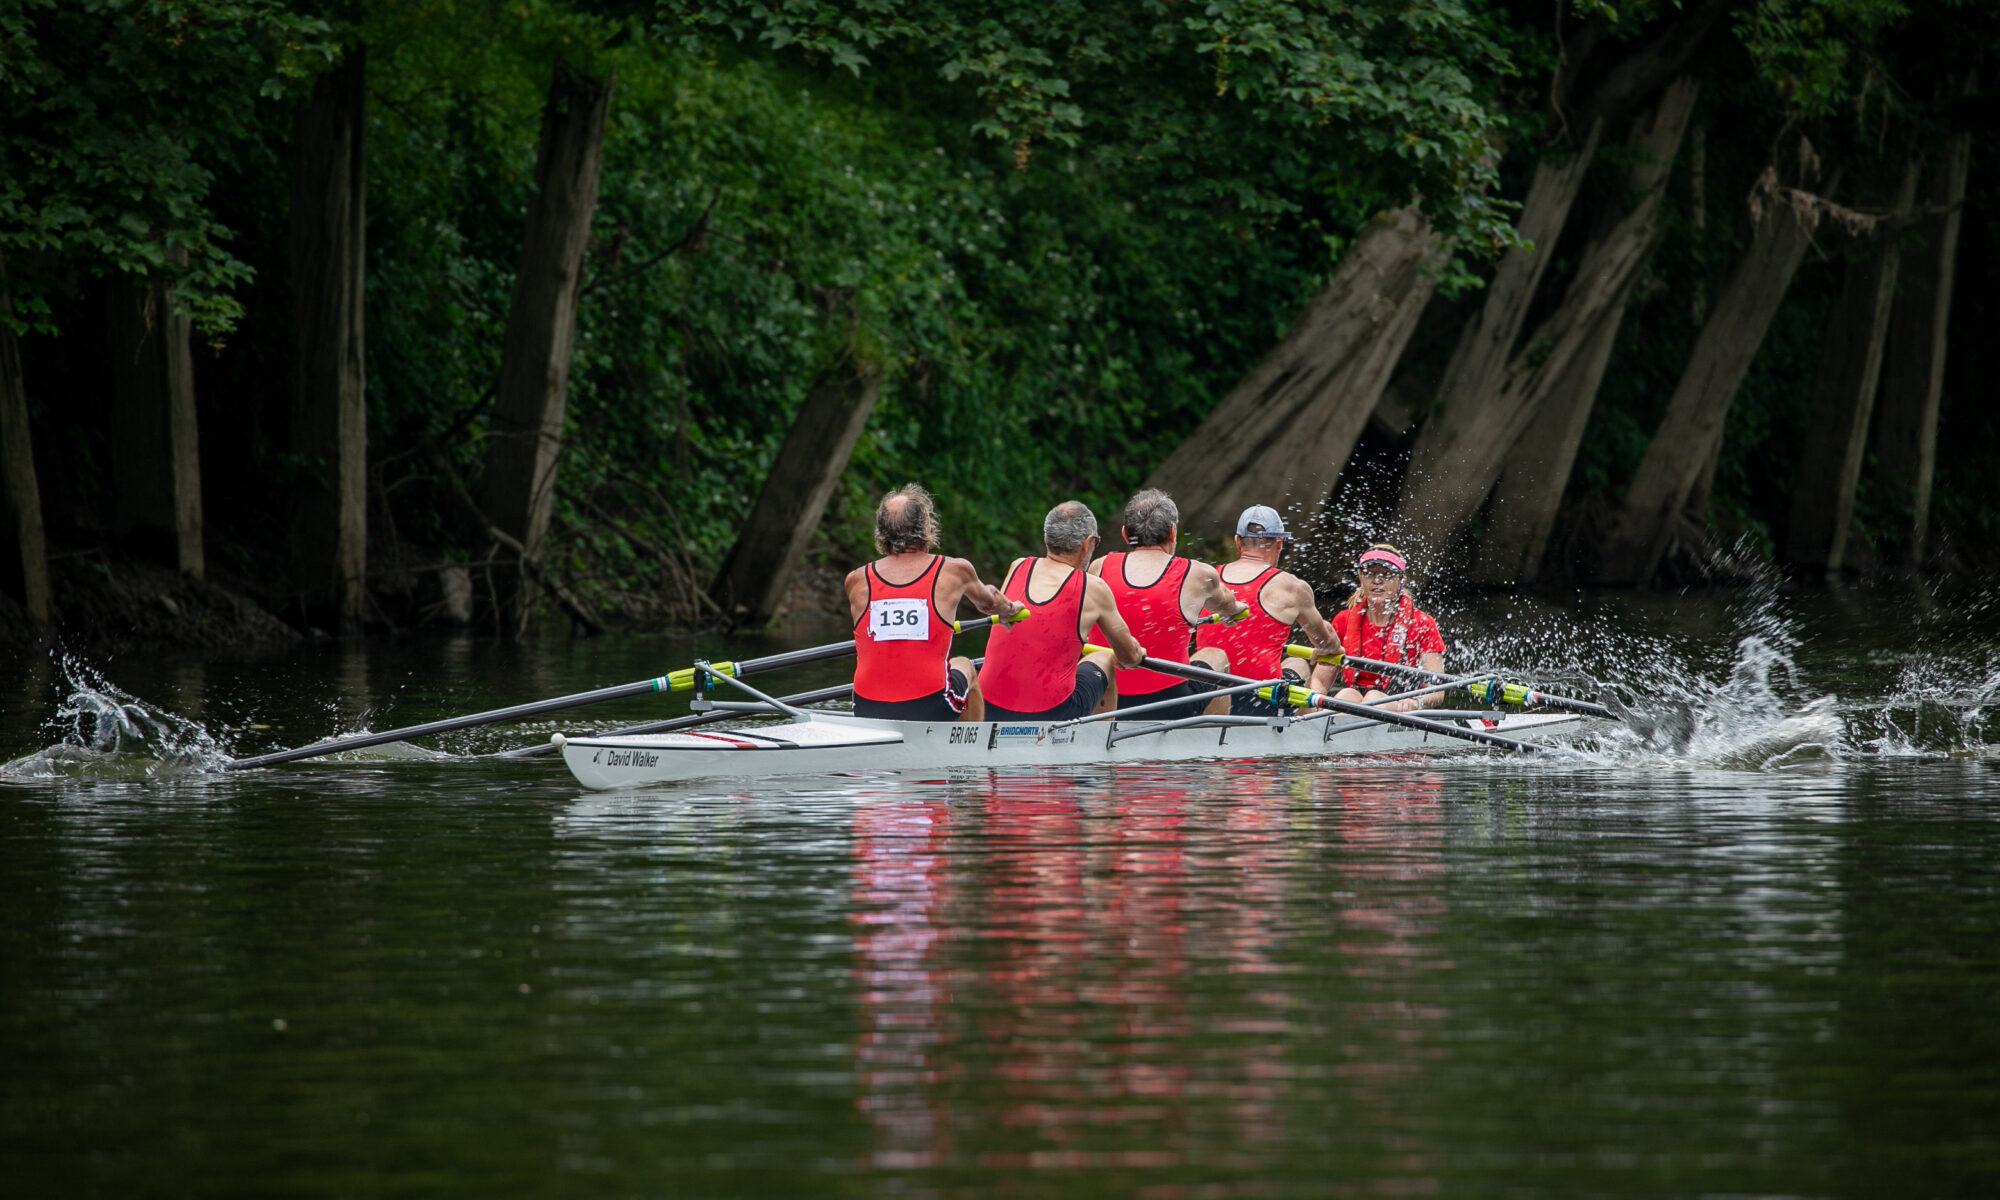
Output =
[{"x1": 1319, "y1": 543, "x2": 1446, "y2": 712}]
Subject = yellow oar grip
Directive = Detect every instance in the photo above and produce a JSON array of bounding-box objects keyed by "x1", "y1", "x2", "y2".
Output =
[
  {"x1": 955, "y1": 607, "x2": 1031, "y2": 633},
  {"x1": 655, "y1": 661, "x2": 738, "y2": 692},
  {"x1": 1256, "y1": 683, "x2": 1318, "y2": 707},
  {"x1": 1285, "y1": 643, "x2": 1343, "y2": 665},
  {"x1": 1082, "y1": 643, "x2": 1110, "y2": 656}
]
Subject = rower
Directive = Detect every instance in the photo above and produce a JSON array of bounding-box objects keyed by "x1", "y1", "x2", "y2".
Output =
[
  {"x1": 1322, "y1": 543, "x2": 1446, "y2": 711},
  {"x1": 846, "y1": 483, "x2": 1025, "y2": 723},
  {"x1": 1088, "y1": 488, "x2": 1249, "y2": 719},
  {"x1": 1195, "y1": 504, "x2": 1340, "y2": 716},
  {"x1": 978, "y1": 501, "x2": 1146, "y2": 722}
]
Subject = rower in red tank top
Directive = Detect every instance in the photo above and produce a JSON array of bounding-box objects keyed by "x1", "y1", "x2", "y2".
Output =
[
  {"x1": 978, "y1": 500, "x2": 1146, "y2": 722},
  {"x1": 1192, "y1": 504, "x2": 1342, "y2": 717},
  {"x1": 845, "y1": 484, "x2": 1025, "y2": 723},
  {"x1": 1329, "y1": 543, "x2": 1447, "y2": 713},
  {"x1": 1086, "y1": 489, "x2": 1249, "y2": 721}
]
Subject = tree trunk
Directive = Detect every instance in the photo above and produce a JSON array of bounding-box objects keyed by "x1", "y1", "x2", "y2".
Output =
[
  {"x1": 109, "y1": 272, "x2": 204, "y2": 578},
  {"x1": 710, "y1": 343, "x2": 884, "y2": 625},
  {"x1": 1595, "y1": 175, "x2": 1825, "y2": 585},
  {"x1": 1394, "y1": 122, "x2": 1603, "y2": 559},
  {"x1": 479, "y1": 59, "x2": 613, "y2": 636},
  {"x1": 1144, "y1": 207, "x2": 1437, "y2": 540},
  {"x1": 1874, "y1": 81, "x2": 1973, "y2": 568},
  {"x1": 1470, "y1": 302, "x2": 1625, "y2": 586},
  {"x1": 1785, "y1": 158, "x2": 1920, "y2": 574},
  {"x1": 1413, "y1": 79, "x2": 1699, "y2": 576},
  {"x1": 0, "y1": 282, "x2": 50, "y2": 624},
  {"x1": 290, "y1": 47, "x2": 368, "y2": 628}
]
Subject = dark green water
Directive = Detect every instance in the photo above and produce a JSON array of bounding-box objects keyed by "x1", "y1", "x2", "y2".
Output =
[{"x1": 4, "y1": 584, "x2": 1997, "y2": 1197}]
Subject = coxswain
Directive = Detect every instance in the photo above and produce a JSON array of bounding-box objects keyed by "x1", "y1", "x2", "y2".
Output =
[
  {"x1": 1194, "y1": 504, "x2": 1340, "y2": 716},
  {"x1": 1321, "y1": 543, "x2": 1446, "y2": 711},
  {"x1": 1088, "y1": 488, "x2": 1248, "y2": 719},
  {"x1": 978, "y1": 501, "x2": 1146, "y2": 722},
  {"x1": 846, "y1": 483, "x2": 1024, "y2": 722}
]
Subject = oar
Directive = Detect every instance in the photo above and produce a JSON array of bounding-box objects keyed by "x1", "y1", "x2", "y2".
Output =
[
  {"x1": 225, "y1": 616, "x2": 1015, "y2": 770},
  {"x1": 501, "y1": 650, "x2": 995, "y2": 759},
  {"x1": 498, "y1": 681, "x2": 857, "y2": 759},
  {"x1": 1082, "y1": 645, "x2": 1564, "y2": 756},
  {"x1": 1282, "y1": 644, "x2": 1617, "y2": 721}
]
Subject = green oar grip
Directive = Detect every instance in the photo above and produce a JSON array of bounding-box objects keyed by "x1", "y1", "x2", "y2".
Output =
[
  {"x1": 1284, "y1": 643, "x2": 1343, "y2": 665},
  {"x1": 654, "y1": 661, "x2": 738, "y2": 693}
]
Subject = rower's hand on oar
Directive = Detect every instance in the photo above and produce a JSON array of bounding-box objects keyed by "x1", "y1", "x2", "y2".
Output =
[{"x1": 1285, "y1": 642, "x2": 1343, "y2": 665}]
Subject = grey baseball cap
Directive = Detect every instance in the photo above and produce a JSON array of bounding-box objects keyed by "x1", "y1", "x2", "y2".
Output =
[{"x1": 1235, "y1": 504, "x2": 1293, "y2": 540}]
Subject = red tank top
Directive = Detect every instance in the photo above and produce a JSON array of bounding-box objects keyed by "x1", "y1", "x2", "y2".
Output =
[
  {"x1": 1089, "y1": 552, "x2": 1192, "y2": 696},
  {"x1": 977, "y1": 559, "x2": 1086, "y2": 712},
  {"x1": 852, "y1": 557, "x2": 955, "y2": 703},
  {"x1": 1194, "y1": 565, "x2": 1290, "y2": 679}
]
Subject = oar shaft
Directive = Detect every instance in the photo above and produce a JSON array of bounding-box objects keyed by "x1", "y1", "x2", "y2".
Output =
[
  {"x1": 1083, "y1": 646, "x2": 1559, "y2": 756},
  {"x1": 499, "y1": 682, "x2": 858, "y2": 758},
  {"x1": 228, "y1": 616, "x2": 1010, "y2": 771},
  {"x1": 1285, "y1": 645, "x2": 1616, "y2": 721},
  {"x1": 222, "y1": 677, "x2": 663, "y2": 770}
]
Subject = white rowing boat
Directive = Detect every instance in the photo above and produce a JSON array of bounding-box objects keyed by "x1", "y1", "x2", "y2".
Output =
[{"x1": 555, "y1": 706, "x2": 1594, "y2": 789}]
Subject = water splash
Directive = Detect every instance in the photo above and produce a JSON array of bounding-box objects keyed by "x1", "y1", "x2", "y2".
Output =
[{"x1": 0, "y1": 653, "x2": 231, "y2": 781}]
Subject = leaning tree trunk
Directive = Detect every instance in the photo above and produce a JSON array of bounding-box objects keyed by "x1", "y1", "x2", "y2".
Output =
[
  {"x1": 1390, "y1": 124, "x2": 1603, "y2": 564},
  {"x1": 1470, "y1": 79, "x2": 1700, "y2": 586},
  {"x1": 1144, "y1": 207, "x2": 1437, "y2": 540},
  {"x1": 1469, "y1": 304, "x2": 1626, "y2": 586},
  {"x1": 290, "y1": 48, "x2": 368, "y2": 629},
  {"x1": 0, "y1": 278, "x2": 50, "y2": 624},
  {"x1": 479, "y1": 59, "x2": 613, "y2": 637},
  {"x1": 1874, "y1": 77, "x2": 1974, "y2": 568},
  {"x1": 1594, "y1": 170, "x2": 1827, "y2": 585},
  {"x1": 1785, "y1": 158, "x2": 1920, "y2": 574},
  {"x1": 109, "y1": 271, "x2": 204, "y2": 579},
  {"x1": 710, "y1": 338, "x2": 884, "y2": 626}
]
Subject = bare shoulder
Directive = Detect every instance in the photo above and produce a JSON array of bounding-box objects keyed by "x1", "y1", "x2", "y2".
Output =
[
  {"x1": 937, "y1": 555, "x2": 979, "y2": 583},
  {"x1": 1088, "y1": 554, "x2": 1107, "y2": 576}
]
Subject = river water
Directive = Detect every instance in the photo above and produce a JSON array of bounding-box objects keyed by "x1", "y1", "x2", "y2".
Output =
[{"x1": 3, "y1": 582, "x2": 1997, "y2": 1196}]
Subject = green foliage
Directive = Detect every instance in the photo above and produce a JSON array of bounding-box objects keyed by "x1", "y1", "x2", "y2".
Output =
[{"x1": 0, "y1": 0, "x2": 333, "y2": 335}]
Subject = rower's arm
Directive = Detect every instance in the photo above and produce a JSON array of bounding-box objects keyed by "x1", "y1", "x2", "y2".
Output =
[
  {"x1": 1083, "y1": 575, "x2": 1147, "y2": 669},
  {"x1": 1414, "y1": 650, "x2": 1446, "y2": 708},
  {"x1": 946, "y1": 557, "x2": 1028, "y2": 620},
  {"x1": 1287, "y1": 581, "x2": 1340, "y2": 654},
  {"x1": 1190, "y1": 562, "x2": 1250, "y2": 622}
]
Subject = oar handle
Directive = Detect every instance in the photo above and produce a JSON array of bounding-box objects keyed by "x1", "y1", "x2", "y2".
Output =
[{"x1": 1291, "y1": 645, "x2": 1616, "y2": 721}]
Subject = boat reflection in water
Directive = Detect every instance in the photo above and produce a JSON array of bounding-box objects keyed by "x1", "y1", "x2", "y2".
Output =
[{"x1": 849, "y1": 762, "x2": 1456, "y2": 1178}]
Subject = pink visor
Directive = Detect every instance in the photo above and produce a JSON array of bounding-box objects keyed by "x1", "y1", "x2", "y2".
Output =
[{"x1": 1357, "y1": 548, "x2": 1407, "y2": 573}]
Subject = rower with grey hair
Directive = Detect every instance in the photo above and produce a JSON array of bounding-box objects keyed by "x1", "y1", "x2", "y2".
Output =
[
  {"x1": 1194, "y1": 504, "x2": 1341, "y2": 717},
  {"x1": 1086, "y1": 488, "x2": 1249, "y2": 720},
  {"x1": 977, "y1": 500, "x2": 1146, "y2": 721},
  {"x1": 846, "y1": 483, "x2": 1025, "y2": 722}
]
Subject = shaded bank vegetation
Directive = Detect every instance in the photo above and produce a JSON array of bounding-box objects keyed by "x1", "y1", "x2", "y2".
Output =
[{"x1": 2, "y1": 0, "x2": 1995, "y2": 648}]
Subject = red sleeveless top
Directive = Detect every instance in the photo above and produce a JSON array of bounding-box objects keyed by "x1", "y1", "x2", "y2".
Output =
[
  {"x1": 977, "y1": 559, "x2": 1086, "y2": 712},
  {"x1": 852, "y1": 557, "x2": 955, "y2": 703},
  {"x1": 1195, "y1": 565, "x2": 1290, "y2": 679},
  {"x1": 1089, "y1": 551, "x2": 1192, "y2": 696}
]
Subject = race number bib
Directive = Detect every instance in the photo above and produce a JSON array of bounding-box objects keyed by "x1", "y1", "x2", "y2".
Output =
[{"x1": 868, "y1": 598, "x2": 930, "y2": 642}]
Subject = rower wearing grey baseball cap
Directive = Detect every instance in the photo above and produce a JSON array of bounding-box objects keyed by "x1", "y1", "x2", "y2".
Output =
[{"x1": 1194, "y1": 504, "x2": 1341, "y2": 717}]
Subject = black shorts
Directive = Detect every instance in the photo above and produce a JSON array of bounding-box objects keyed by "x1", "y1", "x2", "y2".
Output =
[
  {"x1": 1116, "y1": 678, "x2": 1216, "y2": 721},
  {"x1": 1229, "y1": 662, "x2": 1307, "y2": 718},
  {"x1": 983, "y1": 662, "x2": 1109, "y2": 723},
  {"x1": 852, "y1": 668, "x2": 970, "y2": 722}
]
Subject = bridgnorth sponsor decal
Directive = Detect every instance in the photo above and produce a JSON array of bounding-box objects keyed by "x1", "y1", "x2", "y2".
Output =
[
  {"x1": 591, "y1": 749, "x2": 661, "y2": 767},
  {"x1": 994, "y1": 725, "x2": 1041, "y2": 740}
]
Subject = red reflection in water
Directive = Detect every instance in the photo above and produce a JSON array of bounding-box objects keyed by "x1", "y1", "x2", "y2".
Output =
[
  {"x1": 849, "y1": 764, "x2": 1453, "y2": 1179},
  {"x1": 851, "y1": 794, "x2": 953, "y2": 1168}
]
